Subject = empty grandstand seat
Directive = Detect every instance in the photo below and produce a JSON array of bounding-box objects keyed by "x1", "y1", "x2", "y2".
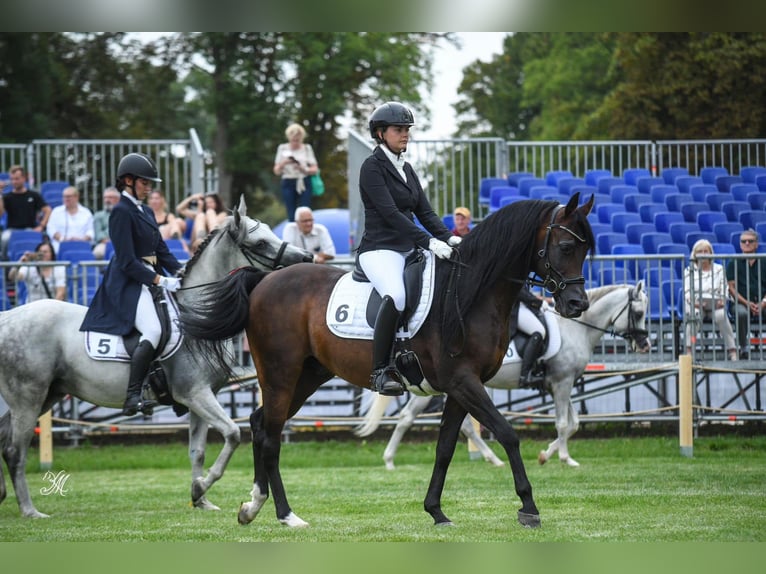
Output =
[
  {"x1": 623, "y1": 168, "x2": 652, "y2": 186},
  {"x1": 661, "y1": 281, "x2": 683, "y2": 320},
  {"x1": 57, "y1": 240, "x2": 93, "y2": 259},
  {"x1": 705, "y1": 192, "x2": 733, "y2": 211},
  {"x1": 644, "y1": 267, "x2": 679, "y2": 288},
  {"x1": 570, "y1": 185, "x2": 598, "y2": 200},
  {"x1": 649, "y1": 185, "x2": 678, "y2": 204},
  {"x1": 8, "y1": 240, "x2": 41, "y2": 262},
  {"x1": 442, "y1": 214, "x2": 454, "y2": 230},
  {"x1": 722, "y1": 201, "x2": 752, "y2": 223},
  {"x1": 499, "y1": 195, "x2": 525, "y2": 208},
  {"x1": 685, "y1": 231, "x2": 717, "y2": 251},
  {"x1": 653, "y1": 211, "x2": 684, "y2": 233},
  {"x1": 7, "y1": 230, "x2": 44, "y2": 252},
  {"x1": 601, "y1": 266, "x2": 630, "y2": 285},
  {"x1": 625, "y1": 222, "x2": 656, "y2": 245},
  {"x1": 681, "y1": 202, "x2": 710, "y2": 223},
  {"x1": 739, "y1": 166, "x2": 766, "y2": 183},
  {"x1": 40, "y1": 181, "x2": 69, "y2": 209},
  {"x1": 739, "y1": 210, "x2": 766, "y2": 230},
  {"x1": 648, "y1": 285, "x2": 674, "y2": 322},
  {"x1": 712, "y1": 221, "x2": 744, "y2": 245},
  {"x1": 597, "y1": 177, "x2": 624, "y2": 195},
  {"x1": 479, "y1": 177, "x2": 508, "y2": 207},
  {"x1": 589, "y1": 192, "x2": 613, "y2": 208},
  {"x1": 589, "y1": 222, "x2": 612, "y2": 238},
  {"x1": 507, "y1": 171, "x2": 535, "y2": 186},
  {"x1": 689, "y1": 184, "x2": 718, "y2": 203},
  {"x1": 668, "y1": 222, "x2": 700, "y2": 245},
  {"x1": 597, "y1": 203, "x2": 625, "y2": 224},
  {"x1": 164, "y1": 238, "x2": 186, "y2": 252},
  {"x1": 518, "y1": 177, "x2": 545, "y2": 197},
  {"x1": 730, "y1": 183, "x2": 759, "y2": 202},
  {"x1": 609, "y1": 185, "x2": 638, "y2": 204},
  {"x1": 657, "y1": 243, "x2": 689, "y2": 278},
  {"x1": 312, "y1": 208, "x2": 351, "y2": 255},
  {"x1": 488, "y1": 186, "x2": 520, "y2": 212},
  {"x1": 661, "y1": 167, "x2": 689, "y2": 185},
  {"x1": 545, "y1": 170, "x2": 573, "y2": 187},
  {"x1": 641, "y1": 232, "x2": 673, "y2": 254},
  {"x1": 637, "y1": 176, "x2": 666, "y2": 195},
  {"x1": 557, "y1": 177, "x2": 586, "y2": 196},
  {"x1": 597, "y1": 232, "x2": 628, "y2": 255},
  {"x1": 611, "y1": 212, "x2": 642, "y2": 233},
  {"x1": 528, "y1": 185, "x2": 558, "y2": 200},
  {"x1": 664, "y1": 193, "x2": 693, "y2": 212},
  {"x1": 700, "y1": 166, "x2": 728, "y2": 184},
  {"x1": 675, "y1": 176, "x2": 704, "y2": 195},
  {"x1": 611, "y1": 244, "x2": 646, "y2": 279},
  {"x1": 755, "y1": 222, "x2": 766, "y2": 241},
  {"x1": 710, "y1": 242, "x2": 736, "y2": 262},
  {"x1": 584, "y1": 169, "x2": 613, "y2": 186},
  {"x1": 697, "y1": 211, "x2": 727, "y2": 232},
  {"x1": 747, "y1": 192, "x2": 766, "y2": 210},
  {"x1": 756, "y1": 174, "x2": 766, "y2": 192},
  {"x1": 715, "y1": 175, "x2": 743, "y2": 193},
  {"x1": 624, "y1": 193, "x2": 653, "y2": 213},
  {"x1": 639, "y1": 203, "x2": 665, "y2": 224},
  {"x1": 40, "y1": 180, "x2": 69, "y2": 195}
]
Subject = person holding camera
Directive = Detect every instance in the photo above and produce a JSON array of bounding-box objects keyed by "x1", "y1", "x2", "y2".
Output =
[
  {"x1": 8, "y1": 242, "x2": 66, "y2": 302},
  {"x1": 175, "y1": 192, "x2": 226, "y2": 253},
  {"x1": 273, "y1": 123, "x2": 318, "y2": 221}
]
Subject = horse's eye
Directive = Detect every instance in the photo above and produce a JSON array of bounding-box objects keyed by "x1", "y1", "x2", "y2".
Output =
[{"x1": 558, "y1": 241, "x2": 574, "y2": 255}]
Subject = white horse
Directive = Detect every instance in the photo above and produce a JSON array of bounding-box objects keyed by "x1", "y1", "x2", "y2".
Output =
[
  {"x1": 356, "y1": 282, "x2": 650, "y2": 469},
  {"x1": 0, "y1": 198, "x2": 311, "y2": 518}
]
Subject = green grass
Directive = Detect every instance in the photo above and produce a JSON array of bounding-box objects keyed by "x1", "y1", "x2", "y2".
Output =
[{"x1": 1, "y1": 435, "x2": 764, "y2": 541}]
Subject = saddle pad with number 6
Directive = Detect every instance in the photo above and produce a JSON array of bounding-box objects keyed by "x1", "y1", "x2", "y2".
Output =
[
  {"x1": 326, "y1": 251, "x2": 436, "y2": 340},
  {"x1": 83, "y1": 295, "x2": 183, "y2": 362}
]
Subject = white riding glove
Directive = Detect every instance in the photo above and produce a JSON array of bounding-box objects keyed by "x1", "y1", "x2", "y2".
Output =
[
  {"x1": 158, "y1": 276, "x2": 181, "y2": 292},
  {"x1": 428, "y1": 238, "x2": 453, "y2": 260},
  {"x1": 447, "y1": 236, "x2": 462, "y2": 247}
]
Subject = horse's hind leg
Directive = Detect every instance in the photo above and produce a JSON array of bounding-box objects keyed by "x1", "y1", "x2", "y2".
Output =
[
  {"x1": 0, "y1": 413, "x2": 9, "y2": 506},
  {"x1": 459, "y1": 415, "x2": 504, "y2": 467},
  {"x1": 383, "y1": 395, "x2": 430, "y2": 470},
  {"x1": 3, "y1": 409, "x2": 48, "y2": 518},
  {"x1": 187, "y1": 411, "x2": 219, "y2": 510}
]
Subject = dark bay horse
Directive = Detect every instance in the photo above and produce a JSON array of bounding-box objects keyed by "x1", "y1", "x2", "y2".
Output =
[
  {"x1": 179, "y1": 194, "x2": 595, "y2": 529},
  {"x1": 0, "y1": 198, "x2": 311, "y2": 518}
]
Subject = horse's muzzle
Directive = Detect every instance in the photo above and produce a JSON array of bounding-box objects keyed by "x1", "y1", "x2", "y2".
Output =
[{"x1": 555, "y1": 294, "x2": 590, "y2": 318}]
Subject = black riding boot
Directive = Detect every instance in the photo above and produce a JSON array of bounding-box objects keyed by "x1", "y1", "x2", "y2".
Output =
[
  {"x1": 519, "y1": 332, "x2": 545, "y2": 389},
  {"x1": 370, "y1": 295, "x2": 404, "y2": 396},
  {"x1": 122, "y1": 340, "x2": 158, "y2": 416}
]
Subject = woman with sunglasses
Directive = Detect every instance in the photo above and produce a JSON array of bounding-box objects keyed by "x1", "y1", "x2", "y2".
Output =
[
  {"x1": 80, "y1": 152, "x2": 183, "y2": 415},
  {"x1": 726, "y1": 229, "x2": 766, "y2": 359}
]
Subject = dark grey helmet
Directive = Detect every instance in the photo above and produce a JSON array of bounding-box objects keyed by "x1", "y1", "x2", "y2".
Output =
[
  {"x1": 368, "y1": 102, "x2": 414, "y2": 140},
  {"x1": 117, "y1": 152, "x2": 162, "y2": 182}
]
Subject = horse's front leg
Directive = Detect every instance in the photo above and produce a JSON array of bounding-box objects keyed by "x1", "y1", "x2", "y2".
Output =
[
  {"x1": 238, "y1": 408, "x2": 270, "y2": 524},
  {"x1": 556, "y1": 400, "x2": 580, "y2": 467},
  {"x1": 4, "y1": 410, "x2": 48, "y2": 518},
  {"x1": 539, "y1": 382, "x2": 580, "y2": 468},
  {"x1": 423, "y1": 395, "x2": 466, "y2": 526},
  {"x1": 188, "y1": 411, "x2": 219, "y2": 510}
]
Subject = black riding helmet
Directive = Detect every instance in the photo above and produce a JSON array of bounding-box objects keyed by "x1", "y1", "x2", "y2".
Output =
[
  {"x1": 368, "y1": 101, "x2": 415, "y2": 142},
  {"x1": 117, "y1": 152, "x2": 162, "y2": 183}
]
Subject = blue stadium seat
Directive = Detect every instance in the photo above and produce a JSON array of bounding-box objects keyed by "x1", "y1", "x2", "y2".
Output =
[
  {"x1": 312, "y1": 208, "x2": 350, "y2": 255},
  {"x1": 648, "y1": 285, "x2": 674, "y2": 322},
  {"x1": 7, "y1": 230, "x2": 44, "y2": 253},
  {"x1": 661, "y1": 167, "x2": 689, "y2": 185},
  {"x1": 623, "y1": 193, "x2": 653, "y2": 213},
  {"x1": 650, "y1": 185, "x2": 678, "y2": 204},
  {"x1": 57, "y1": 240, "x2": 93, "y2": 259},
  {"x1": 528, "y1": 185, "x2": 558, "y2": 200},
  {"x1": 705, "y1": 192, "x2": 733, "y2": 211},
  {"x1": 488, "y1": 186, "x2": 520, "y2": 212},
  {"x1": 639, "y1": 203, "x2": 665, "y2": 224},
  {"x1": 668, "y1": 222, "x2": 700, "y2": 245},
  {"x1": 700, "y1": 166, "x2": 728, "y2": 184},
  {"x1": 623, "y1": 168, "x2": 652, "y2": 186},
  {"x1": 597, "y1": 232, "x2": 628, "y2": 255},
  {"x1": 644, "y1": 267, "x2": 679, "y2": 288},
  {"x1": 739, "y1": 210, "x2": 766, "y2": 230},
  {"x1": 653, "y1": 211, "x2": 684, "y2": 233},
  {"x1": 697, "y1": 211, "x2": 727, "y2": 232},
  {"x1": 611, "y1": 212, "x2": 642, "y2": 233},
  {"x1": 584, "y1": 169, "x2": 612, "y2": 187},
  {"x1": 661, "y1": 281, "x2": 683, "y2": 320},
  {"x1": 721, "y1": 200, "x2": 750, "y2": 223},
  {"x1": 601, "y1": 266, "x2": 630, "y2": 285},
  {"x1": 715, "y1": 175, "x2": 743, "y2": 193},
  {"x1": 570, "y1": 185, "x2": 598, "y2": 200},
  {"x1": 611, "y1": 244, "x2": 646, "y2": 279},
  {"x1": 625, "y1": 222, "x2": 656, "y2": 245},
  {"x1": 479, "y1": 177, "x2": 508, "y2": 207},
  {"x1": 685, "y1": 231, "x2": 716, "y2": 251},
  {"x1": 637, "y1": 176, "x2": 666, "y2": 195},
  {"x1": 518, "y1": 177, "x2": 545, "y2": 197},
  {"x1": 582, "y1": 258, "x2": 601, "y2": 286},
  {"x1": 657, "y1": 243, "x2": 689, "y2": 278},
  {"x1": 589, "y1": 192, "x2": 613, "y2": 208},
  {"x1": 755, "y1": 223, "x2": 766, "y2": 242},
  {"x1": 40, "y1": 180, "x2": 69, "y2": 195},
  {"x1": 442, "y1": 214, "x2": 454, "y2": 230},
  {"x1": 641, "y1": 232, "x2": 673, "y2": 254},
  {"x1": 747, "y1": 192, "x2": 766, "y2": 210},
  {"x1": 9, "y1": 240, "x2": 41, "y2": 262},
  {"x1": 597, "y1": 177, "x2": 624, "y2": 195},
  {"x1": 730, "y1": 183, "x2": 759, "y2": 202},
  {"x1": 557, "y1": 177, "x2": 586, "y2": 196},
  {"x1": 664, "y1": 193, "x2": 693, "y2": 212},
  {"x1": 675, "y1": 176, "x2": 704, "y2": 195},
  {"x1": 545, "y1": 170, "x2": 573, "y2": 187},
  {"x1": 597, "y1": 203, "x2": 625, "y2": 224},
  {"x1": 507, "y1": 171, "x2": 535, "y2": 187},
  {"x1": 609, "y1": 184, "x2": 638, "y2": 204},
  {"x1": 712, "y1": 222, "x2": 744, "y2": 245},
  {"x1": 689, "y1": 184, "x2": 718, "y2": 203},
  {"x1": 164, "y1": 238, "x2": 186, "y2": 252},
  {"x1": 755, "y1": 174, "x2": 766, "y2": 192},
  {"x1": 739, "y1": 166, "x2": 766, "y2": 183},
  {"x1": 500, "y1": 195, "x2": 525, "y2": 208},
  {"x1": 710, "y1": 242, "x2": 736, "y2": 263},
  {"x1": 680, "y1": 202, "x2": 710, "y2": 223}
]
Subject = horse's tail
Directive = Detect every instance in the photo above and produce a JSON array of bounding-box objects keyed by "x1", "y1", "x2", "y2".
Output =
[
  {"x1": 354, "y1": 394, "x2": 393, "y2": 437},
  {"x1": 179, "y1": 266, "x2": 268, "y2": 342}
]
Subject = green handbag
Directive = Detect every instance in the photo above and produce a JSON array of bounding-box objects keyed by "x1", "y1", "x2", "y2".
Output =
[{"x1": 310, "y1": 170, "x2": 325, "y2": 196}]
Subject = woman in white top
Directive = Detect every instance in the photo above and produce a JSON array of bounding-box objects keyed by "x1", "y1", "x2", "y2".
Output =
[
  {"x1": 8, "y1": 241, "x2": 66, "y2": 302},
  {"x1": 273, "y1": 123, "x2": 319, "y2": 221},
  {"x1": 683, "y1": 239, "x2": 737, "y2": 360}
]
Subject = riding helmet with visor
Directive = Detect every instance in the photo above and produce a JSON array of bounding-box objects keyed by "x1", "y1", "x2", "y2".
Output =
[
  {"x1": 117, "y1": 152, "x2": 163, "y2": 183},
  {"x1": 368, "y1": 101, "x2": 415, "y2": 142}
]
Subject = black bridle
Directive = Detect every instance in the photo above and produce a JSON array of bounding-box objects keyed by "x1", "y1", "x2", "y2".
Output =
[
  {"x1": 563, "y1": 287, "x2": 649, "y2": 344},
  {"x1": 527, "y1": 205, "x2": 589, "y2": 295}
]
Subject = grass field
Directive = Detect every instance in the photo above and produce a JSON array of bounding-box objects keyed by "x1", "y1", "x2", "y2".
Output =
[{"x1": 1, "y1": 434, "x2": 764, "y2": 542}]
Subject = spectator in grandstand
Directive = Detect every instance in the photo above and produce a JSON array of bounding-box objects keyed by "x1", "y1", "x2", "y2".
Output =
[
  {"x1": 0, "y1": 165, "x2": 51, "y2": 260},
  {"x1": 176, "y1": 192, "x2": 226, "y2": 253},
  {"x1": 726, "y1": 229, "x2": 766, "y2": 359},
  {"x1": 8, "y1": 241, "x2": 66, "y2": 302},
  {"x1": 358, "y1": 101, "x2": 457, "y2": 396},
  {"x1": 282, "y1": 206, "x2": 335, "y2": 263},
  {"x1": 80, "y1": 152, "x2": 182, "y2": 416},
  {"x1": 683, "y1": 239, "x2": 737, "y2": 360},
  {"x1": 92, "y1": 186, "x2": 121, "y2": 260},
  {"x1": 452, "y1": 206, "x2": 472, "y2": 238},
  {"x1": 273, "y1": 123, "x2": 319, "y2": 221},
  {"x1": 148, "y1": 190, "x2": 188, "y2": 253},
  {"x1": 46, "y1": 186, "x2": 94, "y2": 255}
]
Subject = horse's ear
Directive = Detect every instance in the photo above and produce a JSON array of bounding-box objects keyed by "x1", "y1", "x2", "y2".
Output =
[
  {"x1": 579, "y1": 193, "x2": 595, "y2": 216},
  {"x1": 636, "y1": 279, "x2": 645, "y2": 294},
  {"x1": 237, "y1": 195, "x2": 247, "y2": 218},
  {"x1": 564, "y1": 192, "x2": 580, "y2": 215}
]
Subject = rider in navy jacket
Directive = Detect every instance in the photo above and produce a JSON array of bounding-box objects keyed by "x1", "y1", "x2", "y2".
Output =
[
  {"x1": 80, "y1": 152, "x2": 182, "y2": 416},
  {"x1": 358, "y1": 102, "x2": 458, "y2": 396}
]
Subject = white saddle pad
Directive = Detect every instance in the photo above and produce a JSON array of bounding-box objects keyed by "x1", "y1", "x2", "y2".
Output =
[
  {"x1": 326, "y1": 251, "x2": 436, "y2": 340},
  {"x1": 502, "y1": 305, "x2": 562, "y2": 365},
  {"x1": 84, "y1": 295, "x2": 183, "y2": 362}
]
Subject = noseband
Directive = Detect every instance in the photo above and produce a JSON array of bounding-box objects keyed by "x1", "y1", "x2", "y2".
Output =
[
  {"x1": 528, "y1": 205, "x2": 588, "y2": 295},
  {"x1": 238, "y1": 224, "x2": 290, "y2": 270}
]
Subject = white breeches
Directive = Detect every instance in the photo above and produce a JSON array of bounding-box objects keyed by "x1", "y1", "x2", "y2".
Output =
[
  {"x1": 518, "y1": 304, "x2": 545, "y2": 337},
  {"x1": 135, "y1": 284, "x2": 162, "y2": 348},
  {"x1": 358, "y1": 249, "x2": 409, "y2": 312}
]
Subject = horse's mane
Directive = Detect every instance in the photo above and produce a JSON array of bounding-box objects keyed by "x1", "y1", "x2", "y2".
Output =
[
  {"x1": 434, "y1": 200, "x2": 559, "y2": 350},
  {"x1": 177, "y1": 223, "x2": 228, "y2": 279},
  {"x1": 583, "y1": 284, "x2": 625, "y2": 305}
]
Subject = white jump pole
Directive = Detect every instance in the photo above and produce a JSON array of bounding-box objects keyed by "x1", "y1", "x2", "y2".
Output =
[
  {"x1": 678, "y1": 354, "x2": 693, "y2": 458},
  {"x1": 38, "y1": 410, "x2": 53, "y2": 470},
  {"x1": 467, "y1": 416, "x2": 482, "y2": 460}
]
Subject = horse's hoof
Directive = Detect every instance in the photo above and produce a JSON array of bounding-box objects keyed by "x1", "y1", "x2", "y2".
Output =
[
  {"x1": 191, "y1": 477, "x2": 206, "y2": 503},
  {"x1": 517, "y1": 511, "x2": 541, "y2": 528},
  {"x1": 435, "y1": 520, "x2": 455, "y2": 527},
  {"x1": 23, "y1": 510, "x2": 50, "y2": 519},
  {"x1": 563, "y1": 457, "x2": 580, "y2": 468},
  {"x1": 279, "y1": 512, "x2": 309, "y2": 528},
  {"x1": 538, "y1": 451, "x2": 548, "y2": 465},
  {"x1": 486, "y1": 457, "x2": 505, "y2": 467},
  {"x1": 193, "y1": 496, "x2": 221, "y2": 511},
  {"x1": 237, "y1": 503, "x2": 255, "y2": 525}
]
